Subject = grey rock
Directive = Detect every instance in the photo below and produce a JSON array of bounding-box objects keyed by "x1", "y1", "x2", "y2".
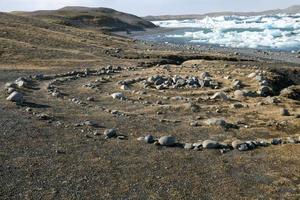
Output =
[
  {"x1": 211, "y1": 92, "x2": 229, "y2": 100},
  {"x1": 6, "y1": 91, "x2": 24, "y2": 103},
  {"x1": 257, "y1": 86, "x2": 273, "y2": 97},
  {"x1": 231, "y1": 140, "x2": 244, "y2": 149},
  {"x1": 238, "y1": 143, "x2": 249, "y2": 151},
  {"x1": 280, "y1": 108, "x2": 290, "y2": 116},
  {"x1": 271, "y1": 138, "x2": 282, "y2": 145},
  {"x1": 104, "y1": 129, "x2": 117, "y2": 138},
  {"x1": 144, "y1": 134, "x2": 155, "y2": 143},
  {"x1": 205, "y1": 118, "x2": 227, "y2": 127},
  {"x1": 158, "y1": 136, "x2": 176, "y2": 146},
  {"x1": 111, "y1": 92, "x2": 125, "y2": 100},
  {"x1": 202, "y1": 140, "x2": 219, "y2": 149},
  {"x1": 184, "y1": 143, "x2": 193, "y2": 150}
]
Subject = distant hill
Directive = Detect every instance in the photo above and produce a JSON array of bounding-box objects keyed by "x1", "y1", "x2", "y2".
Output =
[
  {"x1": 144, "y1": 5, "x2": 300, "y2": 21},
  {"x1": 13, "y1": 6, "x2": 157, "y2": 31}
]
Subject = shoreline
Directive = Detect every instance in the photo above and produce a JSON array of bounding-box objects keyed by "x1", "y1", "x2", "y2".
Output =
[{"x1": 114, "y1": 27, "x2": 300, "y2": 65}]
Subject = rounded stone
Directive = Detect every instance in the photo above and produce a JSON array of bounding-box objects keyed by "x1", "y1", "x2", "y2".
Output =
[
  {"x1": 104, "y1": 129, "x2": 117, "y2": 138},
  {"x1": 231, "y1": 140, "x2": 244, "y2": 149},
  {"x1": 202, "y1": 140, "x2": 219, "y2": 149},
  {"x1": 6, "y1": 91, "x2": 24, "y2": 103},
  {"x1": 158, "y1": 136, "x2": 176, "y2": 146},
  {"x1": 144, "y1": 134, "x2": 155, "y2": 143}
]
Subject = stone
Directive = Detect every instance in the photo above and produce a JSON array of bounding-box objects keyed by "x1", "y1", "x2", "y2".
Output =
[
  {"x1": 144, "y1": 134, "x2": 155, "y2": 143},
  {"x1": 37, "y1": 113, "x2": 51, "y2": 120},
  {"x1": 271, "y1": 138, "x2": 282, "y2": 145},
  {"x1": 257, "y1": 86, "x2": 273, "y2": 97},
  {"x1": 15, "y1": 78, "x2": 28, "y2": 88},
  {"x1": 93, "y1": 131, "x2": 100, "y2": 136},
  {"x1": 111, "y1": 93, "x2": 125, "y2": 100},
  {"x1": 211, "y1": 92, "x2": 229, "y2": 100},
  {"x1": 87, "y1": 97, "x2": 95, "y2": 101},
  {"x1": 247, "y1": 72, "x2": 257, "y2": 78},
  {"x1": 238, "y1": 143, "x2": 249, "y2": 151},
  {"x1": 83, "y1": 120, "x2": 97, "y2": 127},
  {"x1": 231, "y1": 140, "x2": 244, "y2": 149},
  {"x1": 264, "y1": 96, "x2": 280, "y2": 104},
  {"x1": 280, "y1": 85, "x2": 300, "y2": 100},
  {"x1": 6, "y1": 91, "x2": 24, "y2": 103},
  {"x1": 6, "y1": 88, "x2": 16, "y2": 95},
  {"x1": 234, "y1": 90, "x2": 246, "y2": 98},
  {"x1": 205, "y1": 118, "x2": 227, "y2": 127},
  {"x1": 186, "y1": 103, "x2": 200, "y2": 112},
  {"x1": 280, "y1": 108, "x2": 290, "y2": 116},
  {"x1": 104, "y1": 129, "x2": 117, "y2": 138},
  {"x1": 232, "y1": 80, "x2": 242, "y2": 89},
  {"x1": 200, "y1": 72, "x2": 211, "y2": 79},
  {"x1": 202, "y1": 140, "x2": 219, "y2": 149},
  {"x1": 230, "y1": 103, "x2": 244, "y2": 109},
  {"x1": 4, "y1": 82, "x2": 16, "y2": 89},
  {"x1": 158, "y1": 136, "x2": 176, "y2": 146},
  {"x1": 120, "y1": 85, "x2": 130, "y2": 90},
  {"x1": 184, "y1": 143, "x2": 193, "y2": 150}
]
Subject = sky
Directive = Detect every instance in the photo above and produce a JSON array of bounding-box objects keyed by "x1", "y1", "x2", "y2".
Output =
[{"x1": 0, "y1": 0, "x2": 299, "y2": 16}]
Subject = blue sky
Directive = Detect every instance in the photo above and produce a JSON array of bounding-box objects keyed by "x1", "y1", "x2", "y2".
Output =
[{"x1": 0, "y1": 0, "x2": 299, "y2": 16}]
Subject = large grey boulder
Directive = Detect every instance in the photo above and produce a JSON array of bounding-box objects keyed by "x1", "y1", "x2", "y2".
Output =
[
  {"x1": 158, "y1": 136, "x2": 176, "y2": 146},
  {"x1": 6, "y1": 91, "x2": 24, "y2": 103}
]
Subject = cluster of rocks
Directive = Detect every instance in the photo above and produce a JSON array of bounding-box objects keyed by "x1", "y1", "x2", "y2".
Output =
[
  {"x1": 4, "y1": 77, "x2": 33, "y2": 103},
  {"x1": 142, "y1": 72, "x2": 220, "y2": 90},
  {"x1": 137, "y1": 135, "x2": 300, "y2": 152},
  {"x1": 248, "y1": 71, "x2": 274, "y2": 97}
]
